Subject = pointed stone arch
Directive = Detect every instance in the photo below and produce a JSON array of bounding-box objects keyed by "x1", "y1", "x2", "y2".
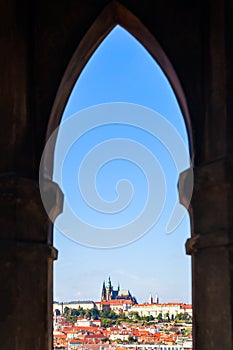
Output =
[
  {"x1": 42, "y1": 2, "x2": 194, "y2": 347},
  {"x1": 45, "y1": 1, "x2": 193, "y2": 181}
]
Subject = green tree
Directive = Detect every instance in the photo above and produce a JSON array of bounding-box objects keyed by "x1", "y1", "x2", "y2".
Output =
[
  {"x1": 128, "y1": 311, "x2": 141, "y2": 321},
  {"x1": 55, "y1": 309, "x2": 60, "y2": 316},
  {"x1": 100, "y1": 309, "x2": 117, "y2": 320},
  {"x1": 128, "y1": 336, "x2": 137, "y2": 343},
  {"x1": 85, "y1": 309, "x2": 92, "y2": 318},
  {"x1": 102, "y1": 318, "x2": 112, "y2": 328},
  {"x1": 183, "y1": 312, "x2": 191, "y2": 321},
  {"x1": 145, "y1": 315, "x2": 154, "y2": 322},
  {"x1": 63, "y1": 306, "x2": 70, "y2": 316},
  {"x1": 78, "y1": 307, "x2": 85, "y2": 317},
  {"x1": 89, "y1": 308, "x2": 100, "y2": 320},
  {"x1": 157, "y1": 313, "x2": 163, "y2": 322},
  {"x1": 102, "y1": 338, "x2": 109, "y2": 343},
  {"x1": 71, "y1": 308, "x2": 80, "y2": 317},
  {"x1": 175, "y1": 313, "x2": 183, "y2": 321}
]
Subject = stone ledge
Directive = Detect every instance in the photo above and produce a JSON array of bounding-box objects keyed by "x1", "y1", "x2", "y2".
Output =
[
  {"x1": 179, "y1": 156, "x2": 233, "y2": 208},
  {"x1": 186, "y1": 230, "x2": 233, "y2": 254},
  {"x1": 0, "y1": 174, "x2": 63, "y2": 241},
  {"x1": 0, "y1": 239, "x2": 58, "y2": 259},
  {"x1": 179, "y1": 156, "x2": 233, "y2": 233}
]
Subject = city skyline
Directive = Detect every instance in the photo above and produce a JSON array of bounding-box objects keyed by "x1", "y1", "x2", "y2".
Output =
[
  {"x1": 54, "y1": 275, "x2": 191, "y2": 307},
  {"x1": 54, "y1": 276, "x2": 190, "y2": 304}
]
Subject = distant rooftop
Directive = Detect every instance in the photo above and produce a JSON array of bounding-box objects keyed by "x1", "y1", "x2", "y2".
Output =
[{"x1": 53, "y1": 300, "x2": 95, "y2": 305}]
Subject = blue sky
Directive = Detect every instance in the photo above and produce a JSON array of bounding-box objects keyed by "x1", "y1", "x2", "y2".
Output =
[{"x1": 53, "y1": 26, "x2": 191, "y2": 304}]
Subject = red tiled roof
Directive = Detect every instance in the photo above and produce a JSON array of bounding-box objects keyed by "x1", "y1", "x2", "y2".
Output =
[
  {"x1": 100, "y1": 299, "x2": 133, "y2": 305},
  {"x1": 134, "y1": 303, "x2": 192, "y2": 307}
]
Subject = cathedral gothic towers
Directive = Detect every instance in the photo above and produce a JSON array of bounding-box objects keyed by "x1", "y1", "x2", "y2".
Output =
[
  {"x1": 101, "y1": 276, "x2": 114, "y2": 301},
  {"x1": 101, "y1": 276, "x2": 137, "y2": 304}
]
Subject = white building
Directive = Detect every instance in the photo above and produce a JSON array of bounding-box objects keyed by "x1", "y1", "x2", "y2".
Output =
[
  {"x1": 131, "y1": 303, "x2": 192, "y2": 319},
  {"x1": 109, "y1": 332, "x2": 132, "y2": 342},
  {"x1": 53, "y1": 300, "x2": 96, "y2": 314},
  {"x1": 95, "y1": 299, "x2": 133, "y2": 313},
  {"x1": 75, "y1": 318, "x2": 93, "y2": 327}
]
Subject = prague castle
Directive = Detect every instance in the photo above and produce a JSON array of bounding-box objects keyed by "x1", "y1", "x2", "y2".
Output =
[{"x1": 101, "y1": 276, "x2": 137, "y2": 304}]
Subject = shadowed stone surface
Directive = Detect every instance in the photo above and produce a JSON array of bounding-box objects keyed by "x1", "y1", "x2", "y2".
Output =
[{"x1": 0, "y1": 0, "x2": 233, "y2": 349}]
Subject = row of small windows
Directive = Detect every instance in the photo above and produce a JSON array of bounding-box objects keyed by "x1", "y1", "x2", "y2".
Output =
[{"x1": 136, "y1": 346, "x2": 184, "y2": 350}]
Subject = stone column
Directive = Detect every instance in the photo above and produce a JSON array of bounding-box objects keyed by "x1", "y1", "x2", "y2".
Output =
[
  {"x1": 180, "y1": 157, "x2": 233, "y2": 349},
  {"x1": 0, "y1": 175, "x2": 62, "y2": 350}
]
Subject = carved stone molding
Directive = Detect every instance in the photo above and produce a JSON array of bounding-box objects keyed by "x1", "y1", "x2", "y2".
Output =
[
  {"x1": 179, "y1": 156, "x2": 233, "y2": 235},
  {"x1": 0, "y1": 174, "x2": 63, "y2": 242},
  {"x1": 0, "y1": 239, "x2": 58, "y2": 259},
  {"x1": 186, "y1": 230, "x2": 233, "y2": 255}
]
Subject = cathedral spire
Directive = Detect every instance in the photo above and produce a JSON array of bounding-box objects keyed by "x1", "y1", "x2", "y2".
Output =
[
  {"x1": 108, "y1": 276, "x2": 112, "y2": 288},
  {"x1": 149, "y1": 292, "x2": 153, "y2": 304},
  {"x1": 101, "y1": 280, "x2": 106, "y2": 301}
]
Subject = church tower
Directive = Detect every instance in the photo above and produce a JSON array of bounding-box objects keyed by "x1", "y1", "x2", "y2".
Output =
[
  {"x1": 101, "y1": 281, "x2": 106, "y2": 301},
  {"x1": 149, "y1": 293, "x2": 153, "y2": 304},
  {"x1": 106, "y1": 276, "x2": 113, "y2": 300}
]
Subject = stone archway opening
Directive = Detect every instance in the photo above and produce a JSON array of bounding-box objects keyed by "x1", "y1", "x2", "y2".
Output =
[
  {"x1": 52, "y1": 22, "x2": 192, "y2": 297},
  {"x1": 41, "y1": 2, "x2": 193, "y2": 349}
]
